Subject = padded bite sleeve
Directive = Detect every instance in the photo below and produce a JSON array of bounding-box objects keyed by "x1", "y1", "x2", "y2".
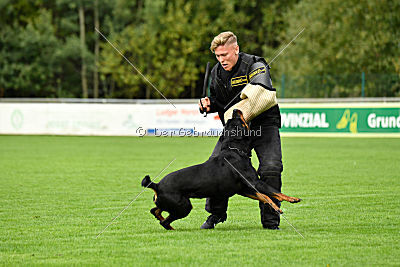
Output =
[{"x1": 224, "y1": 83, "x2": 277, "y2": 122}]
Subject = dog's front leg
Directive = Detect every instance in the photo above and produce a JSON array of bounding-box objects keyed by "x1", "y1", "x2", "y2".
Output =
[
  {"x1": 271, "y1": 193, "x2": 301, "y2": 203},
  {"x1": 245, "y1": 192, "x2": 283, "y2": 214}
]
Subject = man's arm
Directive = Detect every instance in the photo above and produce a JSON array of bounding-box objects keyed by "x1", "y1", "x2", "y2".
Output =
[{"x1": 224, "y1": 62, "x2": 277, "y2": 122}]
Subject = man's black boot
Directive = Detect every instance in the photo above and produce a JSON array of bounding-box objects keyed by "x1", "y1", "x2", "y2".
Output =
[
  {"x1": 260, "y1": 197, "x2": 281, "y2": 230},
  {"x1": 200, "y1": 214, "x2": 227, "y2": 229},
  {"x1": 263, "y1": 224, "x2": 281, "y2": 230},
  {"x1": 259, "y1": 174, "x2": 282, "y2": 230}
]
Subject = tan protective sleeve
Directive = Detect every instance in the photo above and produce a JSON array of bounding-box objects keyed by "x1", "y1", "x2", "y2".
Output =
[{"x1": 224, "y1": 84, "x2": 277, "y2": 123}]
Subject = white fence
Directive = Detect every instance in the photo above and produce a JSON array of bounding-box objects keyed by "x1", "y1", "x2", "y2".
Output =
[
  {"x1": 0, "y1": 102, "x2": 222, "y2": 136},
  {"x1": 1, "y1": 98, "x2": 399, "y2": 136}
]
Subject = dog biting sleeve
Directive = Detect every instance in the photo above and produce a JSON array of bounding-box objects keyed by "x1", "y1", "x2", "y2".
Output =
[{"x1": 224, "y1": 83, "x2": 277, "y2": 122}]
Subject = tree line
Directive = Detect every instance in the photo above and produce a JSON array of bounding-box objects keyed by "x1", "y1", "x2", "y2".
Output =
[{"x1": 0, "y1": 0, "x2": 399, "y2": 98}]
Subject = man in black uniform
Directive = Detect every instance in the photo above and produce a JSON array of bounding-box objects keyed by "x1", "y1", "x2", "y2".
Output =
[{"x1": 199, "y1": 31, "x2": 282, "y2": 230}]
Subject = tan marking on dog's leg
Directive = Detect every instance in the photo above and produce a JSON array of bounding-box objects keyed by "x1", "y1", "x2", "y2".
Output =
[
  {"x1": 256, "y1": 192, "x2": 283, "y2": 214},
  {"x1": 271, "y1": 193, "x2": 301, "y2": 203},
  {"x1": 151, "y1": 207, "x2": 166, "y2": 222},
  {"x1": 160, "y1": 216, "x2": 175, "y2": 230},
  {"x1": 245, "y1": 193, "x2": 283, "y2": 214},
  {"x1": 154, "y1": 208, "x2": 165, "y2": 221},
  {"x1": 245, "y1": 194, "x2": 261, "y2": 201}
]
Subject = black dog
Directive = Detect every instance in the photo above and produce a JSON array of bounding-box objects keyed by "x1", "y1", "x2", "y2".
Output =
[{"x1": 142, "y1": 109, "x2": 301, "y2": 230}]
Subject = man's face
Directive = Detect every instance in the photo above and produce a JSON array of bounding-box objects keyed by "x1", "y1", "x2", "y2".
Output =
[{"x1": 214, "y1": 43, "x2": 239, "y2": 71}]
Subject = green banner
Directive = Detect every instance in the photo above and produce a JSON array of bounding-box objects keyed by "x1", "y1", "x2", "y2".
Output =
[{"x1": 280, "y1": 106, "x2": 400, "y2": 133}]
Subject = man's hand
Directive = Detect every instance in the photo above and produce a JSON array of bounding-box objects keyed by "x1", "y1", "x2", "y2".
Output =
[{"x1": 199, "y1": 97, "x2": 211, "y2": 113}]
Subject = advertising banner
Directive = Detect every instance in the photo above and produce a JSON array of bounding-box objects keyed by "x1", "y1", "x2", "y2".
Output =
[
  {"x1": 280, "y1": 106, "x2": 400, "y2": 134},
  {"x1": 0, "y1": 103, "x2": 222, "y2": 136},
  {"x1": 0, "y1": 102, "x2": 399, "y2": 136}
]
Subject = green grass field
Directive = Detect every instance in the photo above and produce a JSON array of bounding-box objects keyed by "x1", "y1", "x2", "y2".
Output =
[{"x1": 1, "y1": 135, "x2": 399, "y2": 266}]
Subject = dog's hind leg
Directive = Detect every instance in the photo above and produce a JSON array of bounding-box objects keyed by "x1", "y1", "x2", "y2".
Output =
[
  {"x1": 161, "y1": 196, "x2": 192, "y2": 230},
  {"x1": 150, "y1": 207, "x2": 165, "y2": 221},
  {"x1": 154, "y1": 194, "x2": 192, "y2": 230},
  {"x1": 160, "y1": 215, "x2": 177, "y2": 230},
  {"x1": 150, "y1": 207, "x2": 175, "y2": 230}
]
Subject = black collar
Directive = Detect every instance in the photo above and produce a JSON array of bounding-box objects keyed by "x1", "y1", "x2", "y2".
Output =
[{"x1": 228, "y1": 145, "x2": 249, "y2": 157}]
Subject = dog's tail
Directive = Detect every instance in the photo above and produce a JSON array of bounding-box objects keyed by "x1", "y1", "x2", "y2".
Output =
[{"x1": 141, "y1": 175, "x2": 157, "y2": 191}]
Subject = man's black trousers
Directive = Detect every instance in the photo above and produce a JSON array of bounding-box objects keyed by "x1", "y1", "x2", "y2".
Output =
[{"x1": 205, "y1": 125, "x2": 283, "y2": 228}]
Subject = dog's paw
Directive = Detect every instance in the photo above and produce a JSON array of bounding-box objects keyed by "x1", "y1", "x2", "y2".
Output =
[
  {"x1": 160, "y1": 221, "x2": 174, "y2": 230},
  {"x1": 289, "y1": 197, "x2": 302, "y2": 203}
]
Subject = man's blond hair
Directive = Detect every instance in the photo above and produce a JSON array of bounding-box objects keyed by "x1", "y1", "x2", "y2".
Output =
[{"x1": 210, "y1": 31, "x2": 237, "y2": 53}]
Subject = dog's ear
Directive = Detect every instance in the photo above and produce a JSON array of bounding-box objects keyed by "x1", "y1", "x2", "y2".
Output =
[
  {"x1": 233, "y1": 109, "x2": 249, "y2": 130},
  {"x1": 232, "y1": 109, "x2": 242, "y2": 119}
]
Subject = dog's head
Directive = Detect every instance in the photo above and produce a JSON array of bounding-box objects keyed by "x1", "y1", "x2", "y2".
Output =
[
  {"x1": 231, "y1": 109, "x2": 249, "y2": 129},
  {"x1": 221, "y1": 109, "x2": 251, "y2": 155},
  {"x1": 225, "y1": 109, "x2": 249, "y2": 132}
]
